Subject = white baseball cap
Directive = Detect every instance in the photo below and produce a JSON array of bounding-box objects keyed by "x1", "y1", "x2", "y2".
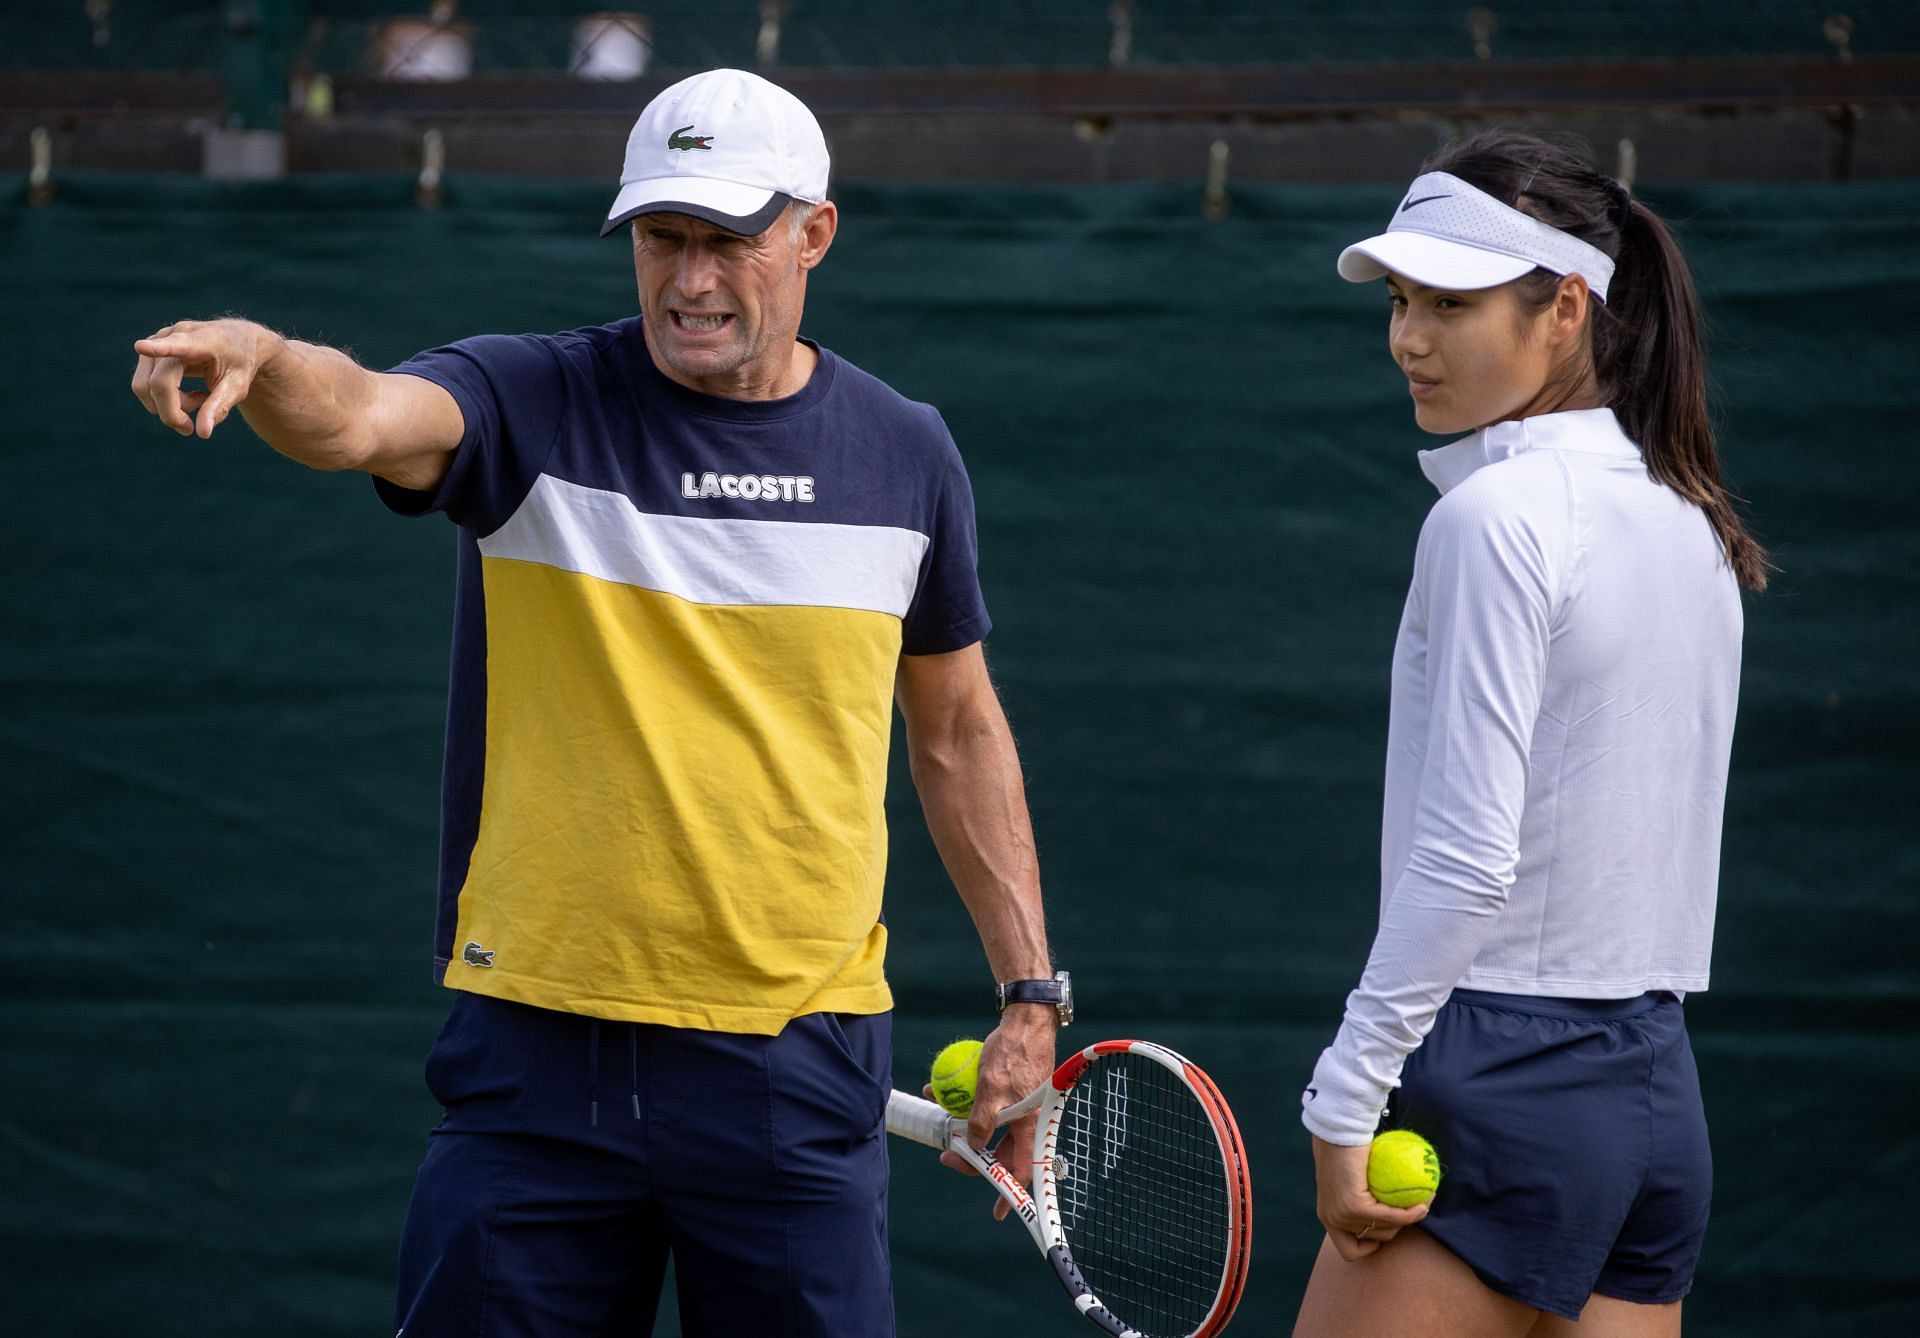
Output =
[
  {"x1": 1338, "y1": 171, "x2": 1615, "y2": 302},
  {"x1": 601, "y1": 68, "x2": 829, "y2": 237}
]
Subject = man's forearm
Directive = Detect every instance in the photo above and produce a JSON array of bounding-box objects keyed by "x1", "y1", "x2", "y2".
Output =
[
  {"x1": 910, "y1": 709, "x2": 1051, "y2": 982},
  {"x1": 132, "y1": 317, "x2": 460, "y2": 490},
  {"x1": 238, "y1": 331, "x2": 385, "y2": 472},
  {"x1": 895, "y1": 644, "x2": 1057, "y2": 1136}
]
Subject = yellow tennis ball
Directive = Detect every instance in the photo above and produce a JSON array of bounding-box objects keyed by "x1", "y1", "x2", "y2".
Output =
[
  {"x1": 929, "y1": 1039, "x2": 983, "y2": 1117},
  {"x1": 1368, "y1": 1130, "x2": 1441, "y2": 1207}
]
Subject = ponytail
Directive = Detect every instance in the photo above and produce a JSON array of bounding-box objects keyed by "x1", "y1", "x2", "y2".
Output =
[
  {"x1": 1425, "y1": 130, "x2": 1772, "y2": 592},
  {"x1": 1599, "y1": 200, "x2": 1772, "y2": 592}
]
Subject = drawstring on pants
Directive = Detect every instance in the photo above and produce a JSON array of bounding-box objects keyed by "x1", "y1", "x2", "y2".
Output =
[
  {"x1": 629, "y1": 1027, "x2": 642, "y2": 1119},
  {"x1": 587, "y1": 1020, "x2": 644, "y2": 1126},
  {"x1": 588, "y1": 1020, "x2": 602, "y2": 1127}
]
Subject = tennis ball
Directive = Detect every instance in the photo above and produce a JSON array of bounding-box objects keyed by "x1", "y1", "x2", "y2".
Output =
[
  {"x1": 929, "y1": 1039, "x2": 983, "y2": 1117},
  {"x1": 1368, "y1": 1130, "x2": 1441, "y2": 1207}
]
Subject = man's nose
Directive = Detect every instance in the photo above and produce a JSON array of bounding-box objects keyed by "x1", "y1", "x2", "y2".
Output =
[{"x1": 676, "y1": 245, "x2": 720, "y2": 297}]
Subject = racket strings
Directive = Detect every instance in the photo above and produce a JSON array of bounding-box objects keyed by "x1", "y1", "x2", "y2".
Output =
[{"x1": 1054, "y1": 1055, "x2": 1233, "y2": 1336}]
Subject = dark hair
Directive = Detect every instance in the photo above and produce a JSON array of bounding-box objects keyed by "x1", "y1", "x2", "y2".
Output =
[{"x1": 1424, "y1": 129, "x2": 1770, "y2": 592}]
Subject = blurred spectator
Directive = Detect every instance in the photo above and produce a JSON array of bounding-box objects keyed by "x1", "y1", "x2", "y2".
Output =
[
  {"x1": 573, "y1": 12, "x2": 652, "y2": 81},
  {"x1": 374, "y1": 1, "x2": 473, "y2": 82}
]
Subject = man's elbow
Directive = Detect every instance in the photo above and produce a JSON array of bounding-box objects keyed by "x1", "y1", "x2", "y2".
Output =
[
  {"x1": 905, "y1": 711, "x2": 1004, "y2": 786},
  {"x1": 304, "y1": 433, "x2": 377, "y2": 473},
  {"x1": 905, "y1": 733, "x2": 960, "y2": 790}
]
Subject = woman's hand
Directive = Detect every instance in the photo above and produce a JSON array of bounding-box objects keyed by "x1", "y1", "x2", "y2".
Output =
[{"x1": 1311, "y1": 1134, "x2": 1431, "y2": 1261}]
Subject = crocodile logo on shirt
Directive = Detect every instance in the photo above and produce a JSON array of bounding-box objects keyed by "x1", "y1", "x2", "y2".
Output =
[
  {"x1": 462, "y1": 941, "x2": 496, "y2": 968},
  {"x1": 668, "y1": 125, "x2": 714, "y2": 151}
]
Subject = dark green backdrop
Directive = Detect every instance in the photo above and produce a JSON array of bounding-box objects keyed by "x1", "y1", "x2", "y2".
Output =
[{"x1": 2, "y1": 170, "x2": 1916, "y2": 1334}]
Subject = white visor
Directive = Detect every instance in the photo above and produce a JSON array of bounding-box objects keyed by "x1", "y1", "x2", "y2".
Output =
[{"x1": 1338, "y1": 171, "x2": 1615, "y2": 302}]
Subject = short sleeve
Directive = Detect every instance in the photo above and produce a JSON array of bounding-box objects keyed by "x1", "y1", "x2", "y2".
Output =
[
  {"x1": 374, "y1": 333, "x2": 567, "y2": 534},
  {"x1": 900, "y1": 413, "x2": 991, "y2": 656}
]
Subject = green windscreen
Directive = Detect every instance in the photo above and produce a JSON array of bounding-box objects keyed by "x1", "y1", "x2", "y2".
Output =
[{"x1": 2, "y1": 171, "x2": 1914, "y2": 1335}]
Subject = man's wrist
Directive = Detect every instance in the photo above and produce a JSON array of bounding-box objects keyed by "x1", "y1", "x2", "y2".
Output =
[
  {"x1": 997, "y1": 1001, "x2": 1062, "y2": 1028},
  {"x1": 249, "y1": 323, "x2": 293, "y2": 380},
  {"x1": 994, "y1": 970, "x2": 1072, "y2": 1026}
]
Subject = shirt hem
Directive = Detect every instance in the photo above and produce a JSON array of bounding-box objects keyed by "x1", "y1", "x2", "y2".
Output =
[
  {"x1": 1456, "y1": 970, "x2": 1709, "y2": 997},
  {"x1": 441, "y1": 970, "x2": 894, "y2": 1036},
  {"x1": 902, "y1": 613, "x2": 991, "y2": 657}
]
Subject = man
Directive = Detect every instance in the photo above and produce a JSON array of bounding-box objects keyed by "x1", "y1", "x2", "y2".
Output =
[{"x1": 129, "y1": 68, "x2": 1062, "y2": 1337}]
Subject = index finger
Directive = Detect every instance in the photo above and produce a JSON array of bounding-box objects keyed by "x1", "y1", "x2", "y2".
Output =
[{"x1": 133, "y1": 333, "x2": 210, "y2": 361}]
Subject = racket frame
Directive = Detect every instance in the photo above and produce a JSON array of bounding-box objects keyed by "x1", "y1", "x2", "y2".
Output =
[{"x1": 887, "y1": 1038, "x2": 1252, "y2": 1338}]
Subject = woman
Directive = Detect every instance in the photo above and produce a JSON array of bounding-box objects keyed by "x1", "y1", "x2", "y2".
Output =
[{"x1": 1294, "y1": 130, "x2": 1767, "y2": 1338}]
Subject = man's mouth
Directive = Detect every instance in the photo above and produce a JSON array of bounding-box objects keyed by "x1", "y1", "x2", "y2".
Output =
[{"x1": 671, "y1": 310, "x2": 732, "y2": 333}]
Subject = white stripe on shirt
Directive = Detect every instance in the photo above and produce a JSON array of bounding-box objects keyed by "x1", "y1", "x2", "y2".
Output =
[{"x1": 479, "y1": 474, "x2": 931, "y2": 617}]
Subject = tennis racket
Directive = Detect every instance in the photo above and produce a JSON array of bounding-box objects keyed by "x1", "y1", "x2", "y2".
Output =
[{"x1": 888, "y1": 1038, "x2": 1252, "y2": 1337}]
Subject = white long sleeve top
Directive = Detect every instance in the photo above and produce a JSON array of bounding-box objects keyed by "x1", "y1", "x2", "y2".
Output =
[{"x1": 1302, "y1": 407, "x2": 1743, "y2": 1146}]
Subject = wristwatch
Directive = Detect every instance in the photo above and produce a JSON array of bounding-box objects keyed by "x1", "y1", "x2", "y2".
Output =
[{"x1": 995, "y1": 970, "x2": 1073, "y2": 1026}]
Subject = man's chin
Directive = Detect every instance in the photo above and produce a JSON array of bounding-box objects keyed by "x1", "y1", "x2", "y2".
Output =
[{"x1": 657, "y1": 343, "x2": 748, "y2": 381}]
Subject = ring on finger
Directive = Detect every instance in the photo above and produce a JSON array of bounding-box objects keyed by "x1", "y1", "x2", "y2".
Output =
[{"x1": 1357, "y1": 1221, "x2": 1376, "y2": 1240}]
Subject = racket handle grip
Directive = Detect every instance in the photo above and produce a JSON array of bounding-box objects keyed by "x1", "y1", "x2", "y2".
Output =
[{"x1": 885, "y1": 1090, "x2": 957, "y2": 1150}]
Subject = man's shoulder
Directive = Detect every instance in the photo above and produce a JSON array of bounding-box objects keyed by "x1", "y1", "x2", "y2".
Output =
[
  {"x1": 408, "y1": 318, "x2": 634, "y2": 374},
  {"x1": 545, "y1": 316, "x2": 643, "y2": 364},
  {"x1": 818, "y1": 346, "x2": 950, "y2": 441}
]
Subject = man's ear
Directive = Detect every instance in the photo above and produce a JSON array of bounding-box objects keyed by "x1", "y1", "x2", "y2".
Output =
[{"x1": 798, "y1": 201, "x2": 838, "y2": 271}]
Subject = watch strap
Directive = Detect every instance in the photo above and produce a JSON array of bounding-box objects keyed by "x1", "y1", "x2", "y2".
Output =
[
  {"x1": 995, "y1": 970, "x2": 1072, "y2": 1025},
  {"x1": 998, "y1": 978, "x2": 1065, "y2": 1007}
]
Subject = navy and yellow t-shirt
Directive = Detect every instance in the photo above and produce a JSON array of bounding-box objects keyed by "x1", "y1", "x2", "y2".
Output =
[{"x1": 379, "y1": 318, "x2": 989, "y2": 1034}]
